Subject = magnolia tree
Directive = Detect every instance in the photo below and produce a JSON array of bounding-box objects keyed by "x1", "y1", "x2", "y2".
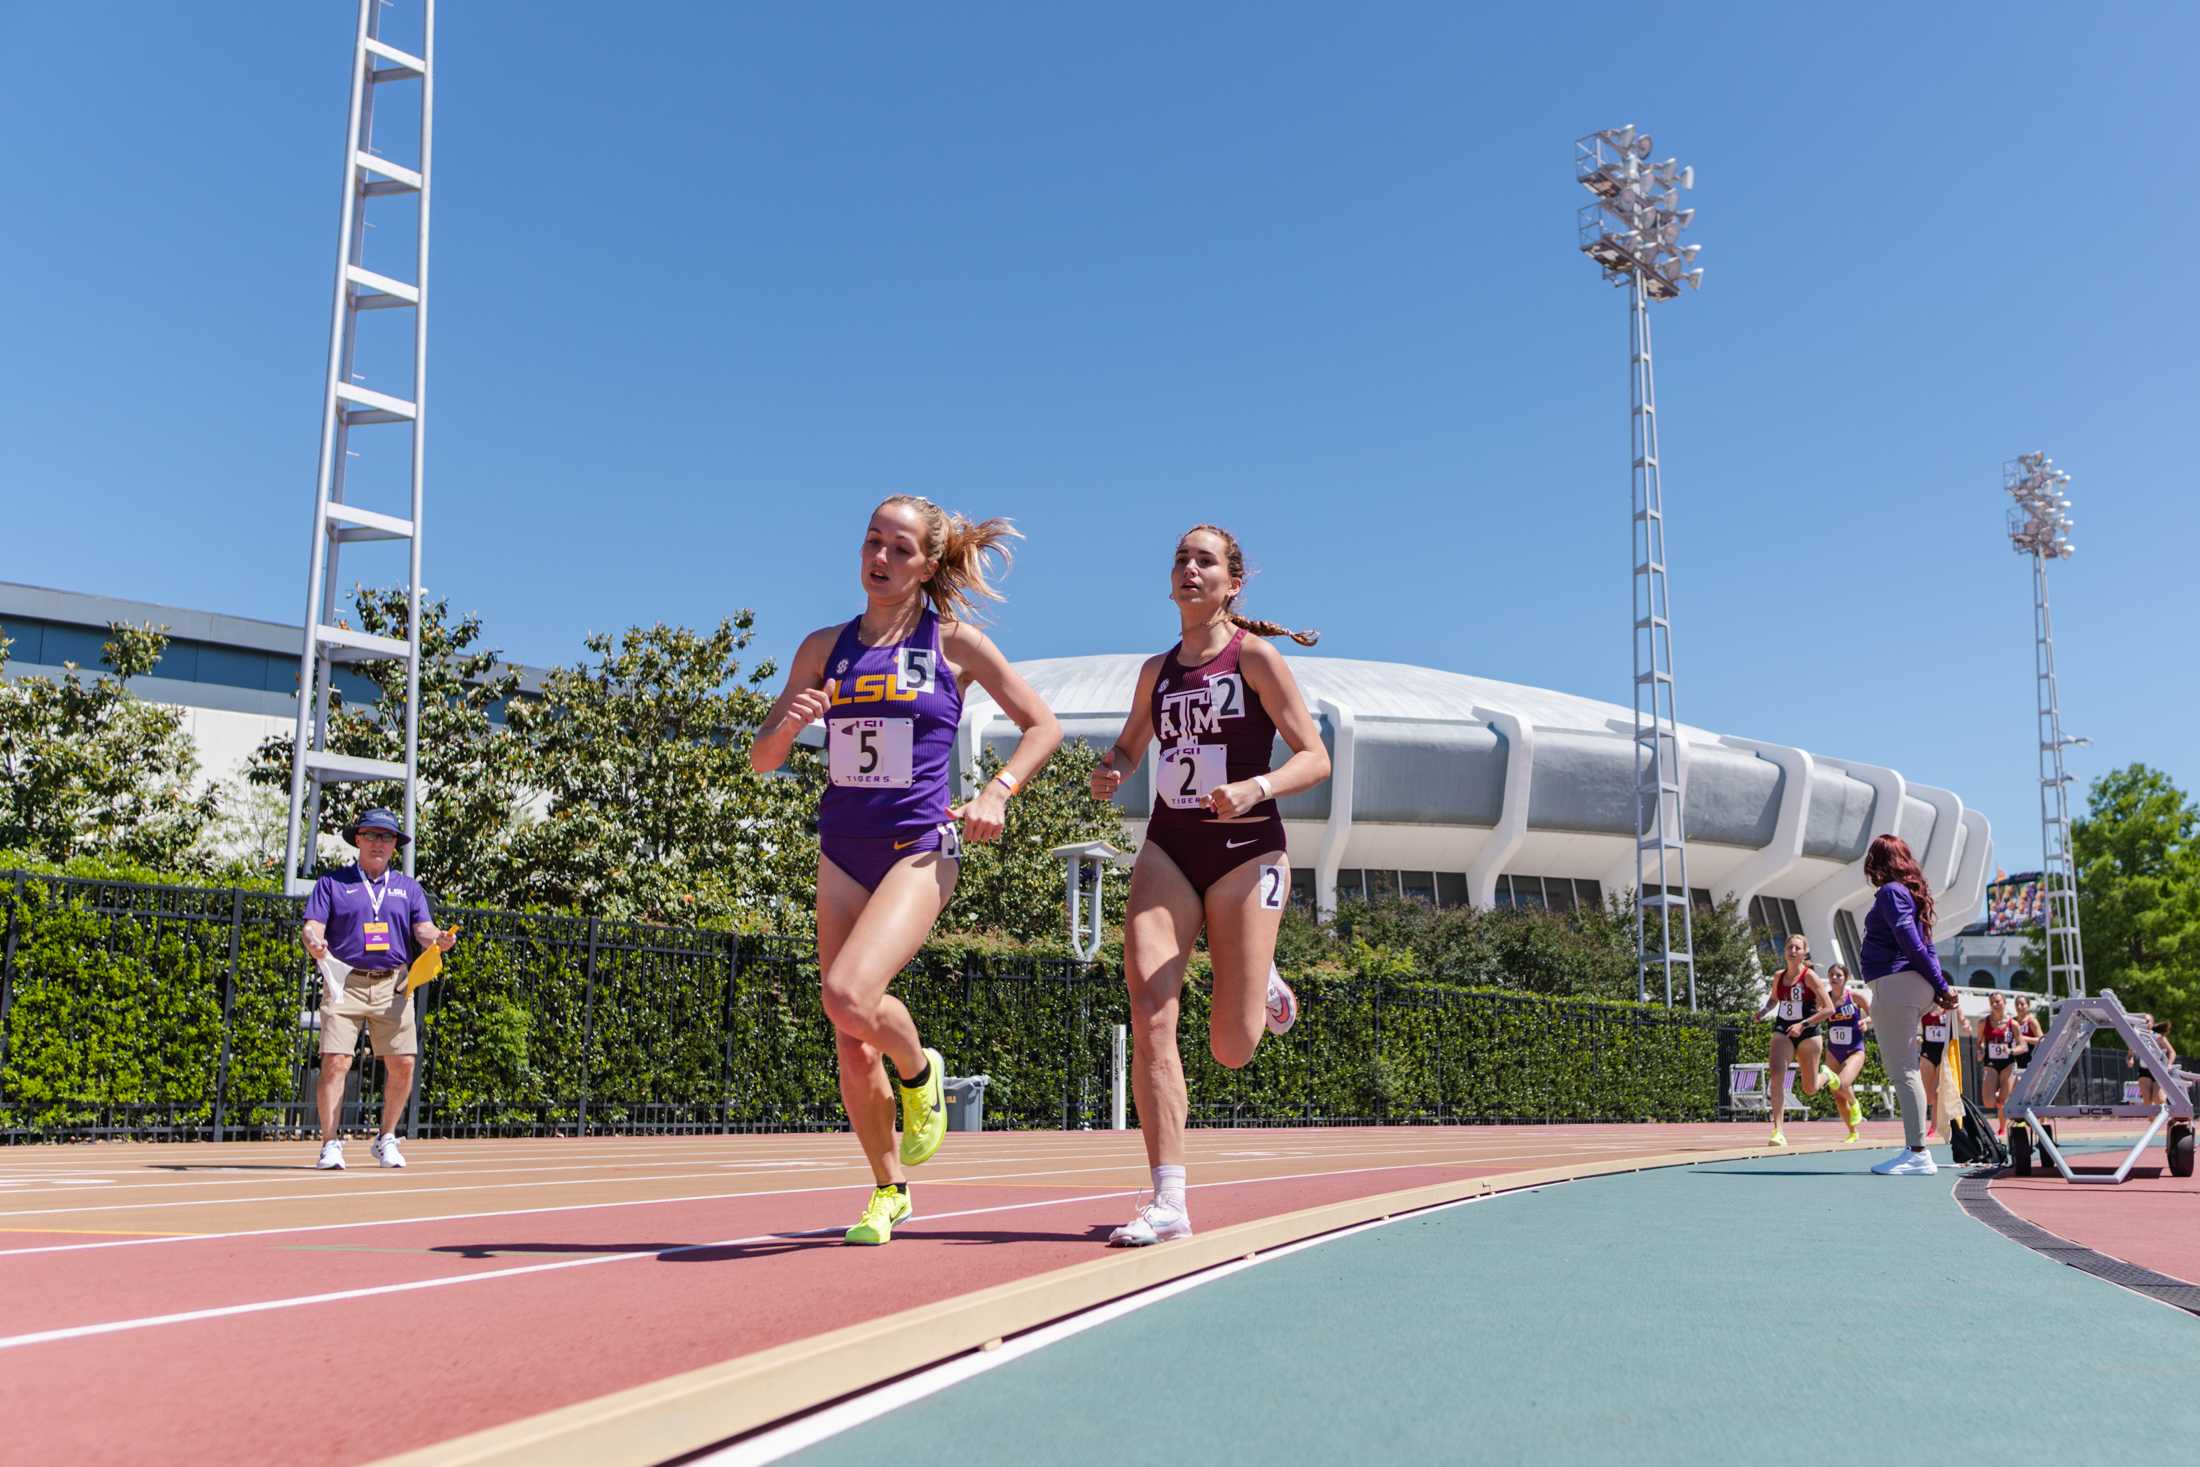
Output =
[{"x1": 0, "y1": 623, "x2": 216, "y2": 868}]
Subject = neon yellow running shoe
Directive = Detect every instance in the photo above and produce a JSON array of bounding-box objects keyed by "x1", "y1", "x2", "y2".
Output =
[
  {"x1": 898, "y1": 1047, "x2": 948, "y2": 1167},
  {"x1": 844, "y1": 1185, "x2": 912, "y2": 1246},
  {"x1": 1844, "y1": 1095, "x2": 1864, "y2": 1131},
  {"x1": 1844, "y1": 1127, "x2": 1862, "y2": 1145},
  {"x1": 1768, "y1": 1130, "x2": 1788, "y2": 1148}
]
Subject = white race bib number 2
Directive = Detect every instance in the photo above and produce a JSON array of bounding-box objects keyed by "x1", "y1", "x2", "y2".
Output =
[
  {"x1": 1257, "y1": 864, "x2": 1286, "y2": 911},
  {"x1": 1160, "y1": 743, "x2": 1225, "y2": 810},
  {"x1": 829, "y1": 718, "x2": 914, "y2": 788}
]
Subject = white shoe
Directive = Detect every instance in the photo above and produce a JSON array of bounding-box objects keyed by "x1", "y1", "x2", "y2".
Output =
[
  {"x1": 371, "y1": 1133, "x2": 407, "y2": 1169},
  {"x1": 1871, "y1": 1149, "x2": 1938, "y2": 1176},
  {"x1": 1265, "y1": 968, "x2": 1298, "y2": 1037},
  {"x1": 1109, "y1": 1198, "x2": 1193, "y2": 1247},
  {"x1": 315, "y1": 1140, "x2": 346, "y2": 1171}
]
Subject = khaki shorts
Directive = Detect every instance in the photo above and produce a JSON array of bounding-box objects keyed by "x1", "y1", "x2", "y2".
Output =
[{"x1": 321, "y1": 970, "x2": 419, "y2": 1058}]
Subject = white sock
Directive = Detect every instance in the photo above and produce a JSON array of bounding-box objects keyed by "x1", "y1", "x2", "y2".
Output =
[{"x1": 1153, "y1": 1164, "x2": 1186, "y2": 1213}]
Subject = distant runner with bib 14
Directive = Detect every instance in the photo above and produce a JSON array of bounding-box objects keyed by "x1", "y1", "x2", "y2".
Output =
[
  {"x1": 1091, "y1": 524, "x2": 1330, "y2": 1246},
  {"x1": 752, "y1": 496, "x2": 1061, "y2": 1246}
]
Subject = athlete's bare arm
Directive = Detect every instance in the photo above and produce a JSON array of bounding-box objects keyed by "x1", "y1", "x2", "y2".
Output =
[
  {"x1": 750, "y1": 625, "x2": 841, "y2": 774},
  {"x1": 941, "y1": 622, "x2": 1062, "y2": 844},
  {"x1": 1090, "y1": 655, "x2": 1165, "y2": 801},
  {"x1": 1799, "y1": 968, "x2": 1837, "y2": 1027},
  {"x1": 1202, "y1": 635, "x2": 1329, "y2": 818}
]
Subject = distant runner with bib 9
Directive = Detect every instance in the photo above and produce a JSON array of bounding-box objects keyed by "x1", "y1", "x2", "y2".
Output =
[
  {"x1": 752, "y1": 497, "x2": 1062, "y2": 1246},
  {"x1": 1091, "y1": 524, "x2": 1331, "y2": 1246}
]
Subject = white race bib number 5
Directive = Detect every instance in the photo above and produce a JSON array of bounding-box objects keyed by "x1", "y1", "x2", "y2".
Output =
[
  {"x1": 1160, "y1": 743, "x2": 1225, "y2": 811},
  {"x1": 829, "y1": 718, "x2": 914, "y2": 788}
]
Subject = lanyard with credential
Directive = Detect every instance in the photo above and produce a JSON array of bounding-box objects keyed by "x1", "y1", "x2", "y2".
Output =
[{"x1": 362, "y1": 871, "x2": 392, "y2": 922}]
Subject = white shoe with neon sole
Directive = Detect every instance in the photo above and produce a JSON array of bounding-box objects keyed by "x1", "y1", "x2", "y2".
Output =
[
  {"x1": 1265, "y1": 968, "x2": 1298, "y2": 1037},
  {"x1": 1109, "y1": 1199, "x2": 1193, "y2": 1247}
]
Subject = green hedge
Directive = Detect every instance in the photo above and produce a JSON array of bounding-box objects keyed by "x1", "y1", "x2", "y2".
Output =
[{"x1": 3, "y1": 871, "x2": 1783, "y2": 1138}]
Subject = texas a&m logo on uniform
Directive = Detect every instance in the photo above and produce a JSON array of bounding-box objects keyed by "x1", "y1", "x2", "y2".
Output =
[{"x1": 1158, "y1": 673, "x2": 1245, "y2": 742}]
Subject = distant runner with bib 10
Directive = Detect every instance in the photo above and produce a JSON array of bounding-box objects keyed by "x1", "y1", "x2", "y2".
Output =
[
  {"x1": 752, "y1": 497, "x2": 1061, "y2": 1246},
  {"x1": 1091, "y1": 524, "x2": 1330, "y2": 1246}
]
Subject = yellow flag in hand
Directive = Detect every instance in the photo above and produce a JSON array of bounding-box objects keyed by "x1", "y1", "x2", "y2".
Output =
[{"x1": 407, "y1": 926, "x2": 460, "y2": 994}]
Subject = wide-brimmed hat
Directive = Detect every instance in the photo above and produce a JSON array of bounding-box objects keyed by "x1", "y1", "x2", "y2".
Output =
[{"x1": 343, "y1": 808, "x2": 411, "y2": 847}]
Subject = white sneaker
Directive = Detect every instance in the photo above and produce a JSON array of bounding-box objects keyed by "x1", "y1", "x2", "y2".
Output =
[
  {"x1": 1109, "y1": 1198, "x2": 1192, "y2": 1247},
  {"x1": 371, "y1": 1133, "x2": 407, "y2": 1169},
  {"x1": 1264, "y1": 968, "x2": 1298, "y2": 1037},
  {"x1": 315, "y1": 1140, "x2": 346, "y2": 1171},
  {"x1": 1871, "y1": 1149, "x2": 1938, "y2": 1176}
]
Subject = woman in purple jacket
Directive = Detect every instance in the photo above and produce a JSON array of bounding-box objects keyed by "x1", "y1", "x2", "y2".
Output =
[{"x1": 1858, "y1": 834, "x2": 1961, "y2": 1176}]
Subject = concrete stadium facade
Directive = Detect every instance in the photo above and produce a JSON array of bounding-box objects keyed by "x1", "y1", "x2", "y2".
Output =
[{"x1": 963, "y1": 655, "x2": 1993, "y2": 974}]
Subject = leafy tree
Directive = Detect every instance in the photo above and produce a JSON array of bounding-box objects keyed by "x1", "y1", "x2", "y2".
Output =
[
  {"x1": 944, "y1": 739, "x2": 1135, "y2": 944},
  {"x1": 249, "y1": 588, "x2": 529, "y2": 902},
  {"x1": 1315, "y1": 888, "x2": 1760, "y2": 1012},
  {"x1": 493, "y1": 617, "x2": 817, "y2": 925},
  {"x1": 0, "y1": 623, "x2": 216, "y2": 868},
  {"x1": 2067, "y1": 763, "x2": 2200, "y2": 1036}
]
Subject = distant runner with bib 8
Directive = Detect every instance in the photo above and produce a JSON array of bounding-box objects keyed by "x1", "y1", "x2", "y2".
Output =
[
  {"x1": 1091, "y1": 524, "x2": 1331, "y2": 1246},
  {"x1": 752, "y1": 496, "x2": 1062, "y2": 1246}
]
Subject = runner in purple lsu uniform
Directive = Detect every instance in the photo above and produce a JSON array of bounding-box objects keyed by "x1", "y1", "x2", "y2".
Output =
[
  {"x1": 1091, "y1": 525, "x2": 1331, "y2": 1246},
  {"x1": 753, "y1": 496, "x2": 1061, "y2": 1245}
]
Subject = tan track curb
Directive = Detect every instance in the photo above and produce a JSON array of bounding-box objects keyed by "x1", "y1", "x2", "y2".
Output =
[{"x1": 378, "y1": 1137, "x2": 1854, "y2": 1466}]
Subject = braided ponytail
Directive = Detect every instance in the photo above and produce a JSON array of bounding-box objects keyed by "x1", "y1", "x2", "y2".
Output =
[
  {"x1": 877, "y1": 494, "x2": 1019, "y2": 624},
  {"x1": 1184, "y1": 524, "x2": 1320, "y2": 647}
]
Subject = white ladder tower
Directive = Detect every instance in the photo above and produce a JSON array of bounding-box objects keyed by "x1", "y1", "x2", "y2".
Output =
[{"x1": 282, "y1": 0, "x2": 436, "y2": 894}]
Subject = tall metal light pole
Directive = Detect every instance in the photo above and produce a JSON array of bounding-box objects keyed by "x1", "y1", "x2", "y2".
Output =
[
  {"x1": 1576, "y1": 125, "x2": 1703, "y2": 1008},
  {"x1": 2006, "y1": 452, "x2": 2087, "y2": 998}
]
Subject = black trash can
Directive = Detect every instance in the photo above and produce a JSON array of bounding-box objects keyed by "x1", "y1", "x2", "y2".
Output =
[{"x1": 944, "y1": 1075, "x2": 991, "y2": 1132}]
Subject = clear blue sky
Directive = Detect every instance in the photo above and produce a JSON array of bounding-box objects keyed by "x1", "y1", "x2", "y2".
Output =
[{"x1": 5, "y1": 3, "x2": 2194, "y2": 883}]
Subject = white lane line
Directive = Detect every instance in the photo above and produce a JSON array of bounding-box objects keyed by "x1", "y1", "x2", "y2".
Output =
[
  {"x1": 699, "y1": 1187, "x2": 1538, "y2": 1465},
  {"x1": 0, "y1": 1142, "x2": 1677, "y2": 1259},
  {"x1": 0, "y1": 1137, "x2": 1546, "y2": 1223},
  {"x1": 0, "y1": 1160, "x2": 1470, "y2": 1351}
]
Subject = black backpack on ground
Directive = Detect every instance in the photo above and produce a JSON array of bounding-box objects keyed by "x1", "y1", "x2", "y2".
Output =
[{"x1": 1949, "y1": 1095, "x2": 2009, "y2": 1167}]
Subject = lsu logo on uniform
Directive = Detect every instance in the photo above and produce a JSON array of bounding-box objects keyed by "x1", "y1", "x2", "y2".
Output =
[
  {"x1": 826, "y1": 648, "x2": 938, "y2": 707},
  {"x1": 1157, "y1": 673, "x2": 1245, "y2": 742}
]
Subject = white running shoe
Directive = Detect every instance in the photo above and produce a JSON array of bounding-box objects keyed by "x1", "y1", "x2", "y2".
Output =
[
  {"x1": 315, "y1": 1140, "x2": 346, "y2": 1171},
  {"x1": 1871, "y1": 1149, "x2": 1938, "y2": 1176},
  {"x1": 1109, "y1": 1198, "x2": 1193, "y2": 1247},
  {"x1": 371, "y1": 1133, "x2": 407, "y2": 1169},
  {"x1": 1264, "y1": 968, "x2": 1298, "y2": 1037}
]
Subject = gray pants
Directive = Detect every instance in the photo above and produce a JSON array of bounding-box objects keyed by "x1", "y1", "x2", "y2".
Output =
[{"x1": 1869, "y1": 970, "x2": 1937, "y2": 1150}]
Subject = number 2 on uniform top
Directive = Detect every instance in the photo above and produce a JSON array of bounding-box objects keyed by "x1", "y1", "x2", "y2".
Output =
[
  {"x1": 1257, "y1": 864, "x2": 1285, "y2": 911},
  {"x1": 1160, "y1": 743, "x2": 1225, "y2": 810},
  {"x1": 828, "y1": 717, "x2": 915, "y2": 788}
]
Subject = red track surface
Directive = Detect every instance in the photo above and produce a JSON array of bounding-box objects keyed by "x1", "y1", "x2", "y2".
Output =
[
  {"x1": 0, "y1": 1123, "x2": 1882, "y2": 1464},
  {"x1": 1987, "y1": 1141, "x2": 2200, "y2": 1288}
]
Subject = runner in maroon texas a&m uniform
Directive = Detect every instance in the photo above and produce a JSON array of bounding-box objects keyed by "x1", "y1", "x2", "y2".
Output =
[{"x1": 1091, "y1": 524, "x2": 1331, "y2": 1246}]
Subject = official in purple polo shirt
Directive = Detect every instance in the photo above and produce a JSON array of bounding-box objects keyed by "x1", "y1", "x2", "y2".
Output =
[{"x1": 301, "y1": 808, "x2": 456, "y2": 1171}]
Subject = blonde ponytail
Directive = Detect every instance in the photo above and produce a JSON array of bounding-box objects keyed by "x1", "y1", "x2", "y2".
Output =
[
  {"x1": 1184, "y1": 524, "x2": 1320, "y2": 646},
  {"x1": 877, "y1": 494, "x2": 1020, "y2": 624}
]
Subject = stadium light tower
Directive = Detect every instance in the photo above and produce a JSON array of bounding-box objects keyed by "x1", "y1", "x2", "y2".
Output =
[
  {"x1": 2006, "y1": 451, "x2": 2087, "y2": 998},
  {"x1": 1575, "y1": 125, "x2": 1703, "y2": 1009}
]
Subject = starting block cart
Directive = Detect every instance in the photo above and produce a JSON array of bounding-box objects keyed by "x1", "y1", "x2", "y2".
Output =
[{"x1": 2005, "y1": 989, "x2": 2196, "y2": 1183}]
